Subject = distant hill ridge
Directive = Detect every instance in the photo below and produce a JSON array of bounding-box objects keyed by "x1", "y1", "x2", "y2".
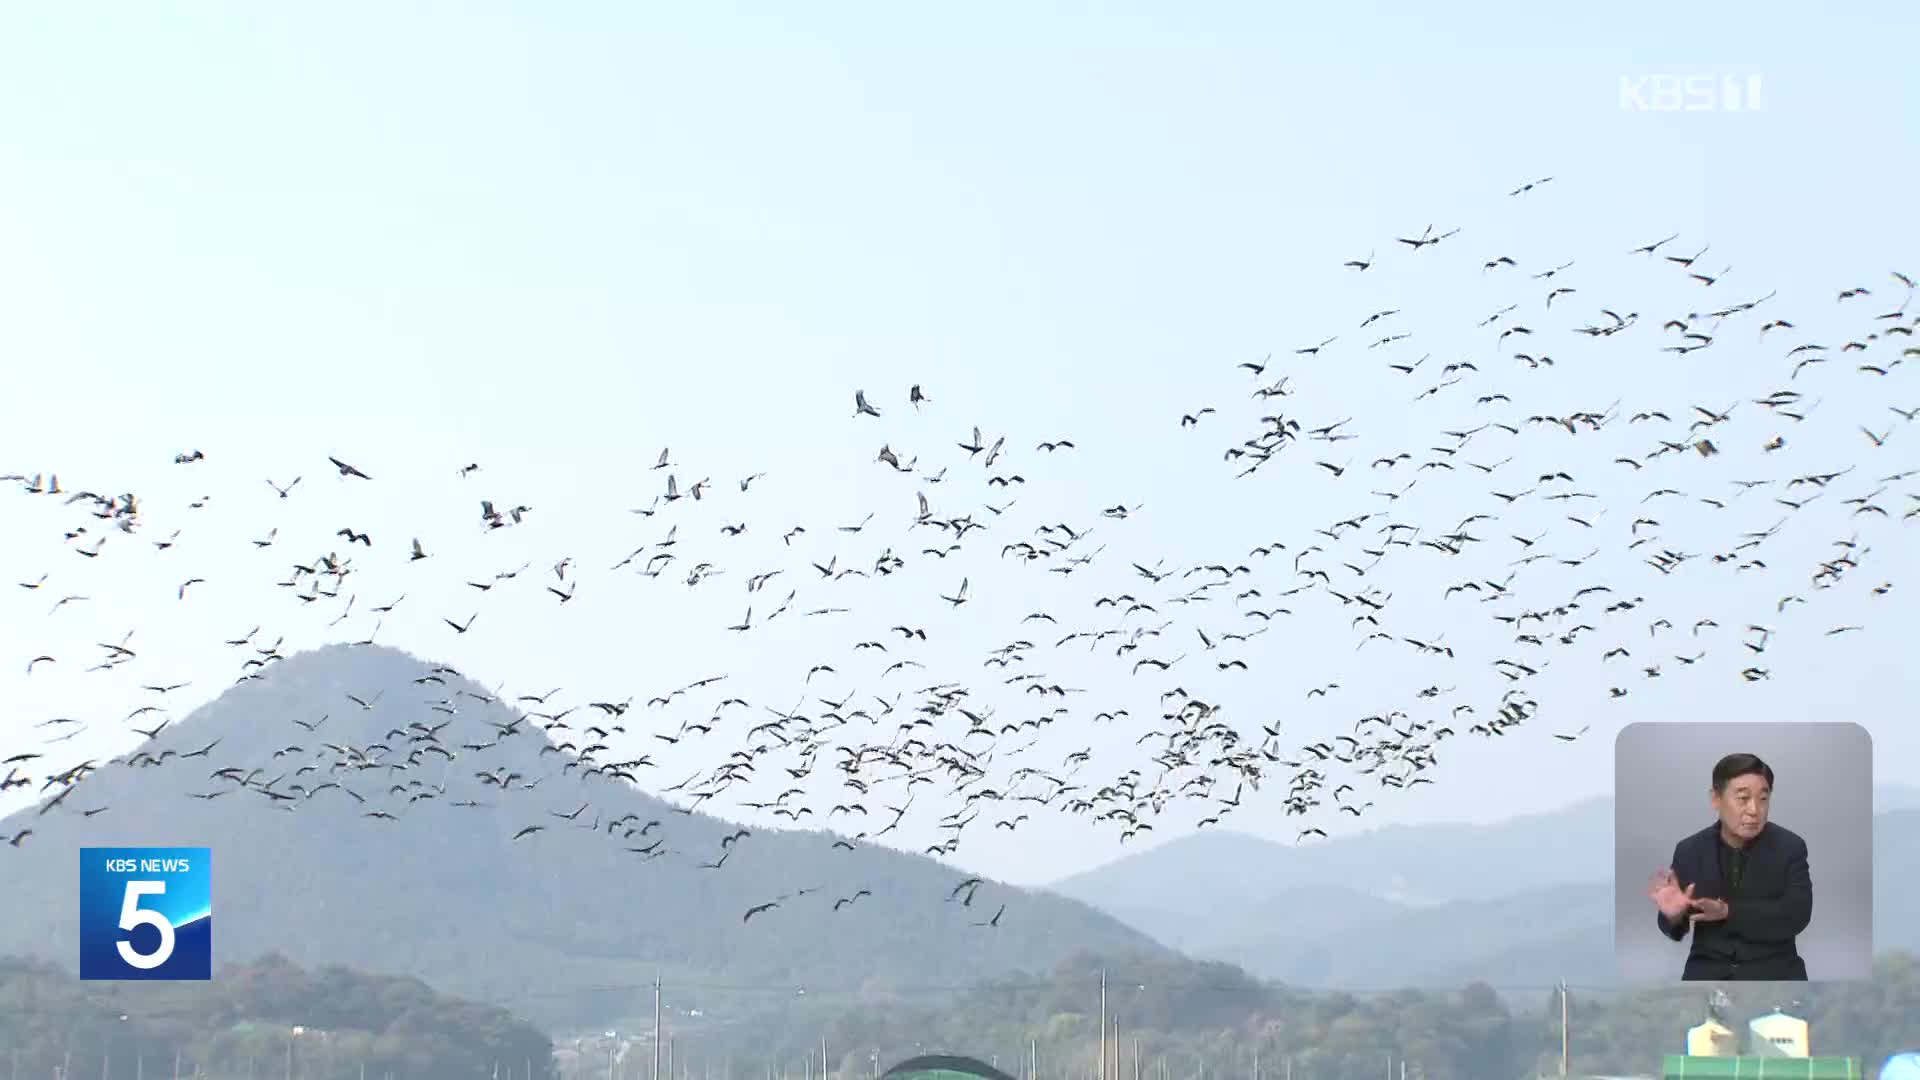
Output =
[
  {"x1": 1052, "y1": 786, "x2": 1920, "y2": 988},
  {"x1": 0, "y1": 643, "x2": 1167, "y2": 1024}
]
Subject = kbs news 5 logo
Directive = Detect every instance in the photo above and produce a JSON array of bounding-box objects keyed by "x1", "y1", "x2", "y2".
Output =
[{"x1": 78, "y1": 847, "x2": 212, "y2": 980}]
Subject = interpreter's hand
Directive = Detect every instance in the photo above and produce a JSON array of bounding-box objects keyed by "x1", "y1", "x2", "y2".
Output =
[
  {"x1": 1648, "y1": 869, "x2": 1695, "y2": 920},
  {"x1": 1691, "y1": 897, "x2": 1729, "y2": 922}
]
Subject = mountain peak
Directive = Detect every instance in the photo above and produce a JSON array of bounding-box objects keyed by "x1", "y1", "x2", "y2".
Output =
[{"x1": 2, "y1": 645, "x2": 1167, "y2": 1024}]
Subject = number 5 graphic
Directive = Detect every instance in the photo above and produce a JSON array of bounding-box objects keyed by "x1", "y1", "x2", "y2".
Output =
[{"x1": 116, "y1": 881, "x2": 175, "y2": 970}]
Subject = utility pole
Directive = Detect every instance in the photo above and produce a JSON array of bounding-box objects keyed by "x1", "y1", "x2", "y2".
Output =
[
  {"x1": 1131, "y1": 1040, "x2": 1139, "y2": 1080},
  {"x1": 1560, "y1": 981, "x2": 1571, "y2": 1079},
  {"x1": 654, "y1": 975, "x2": 664, "y2": 1080},
  {"x1": 1030, "y1": 1040, "x2": 1037, "y2": 1080},
  {"x1": 1097, "y1": 970, "x2": 1107, "y2": 1080},
  {"x1": 822, "y1": 1038, "x2": 830, "y2": 1080}
]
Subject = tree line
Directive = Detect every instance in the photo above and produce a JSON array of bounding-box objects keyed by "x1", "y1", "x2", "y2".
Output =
[
  {"x1": 0, "y1": 953, "x2": 553, "y2": 1080},
  {"x1": 7, "y1": 950, "x2": 1916, "y2": 1080},
  {"x1": 581, "y1": 950, "x2": 1920, "y2": 1080}
]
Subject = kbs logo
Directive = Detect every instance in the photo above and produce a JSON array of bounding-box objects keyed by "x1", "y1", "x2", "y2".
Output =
[
  {"x1": 1619, "y1": 74, "x2": 1763, "y2": 113},
  {"x1": 78, "y1": 847, "x2": 212, "y2": 980}
]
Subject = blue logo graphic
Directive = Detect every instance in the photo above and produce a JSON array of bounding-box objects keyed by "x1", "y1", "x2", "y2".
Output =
[{"x1": 78, "y1": 847, "x2": 212, "y2": 980}]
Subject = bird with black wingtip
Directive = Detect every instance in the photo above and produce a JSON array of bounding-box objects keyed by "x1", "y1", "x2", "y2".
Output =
[{"x1": 1647, "y1": 752, "x2": 1812, "y2": 980}]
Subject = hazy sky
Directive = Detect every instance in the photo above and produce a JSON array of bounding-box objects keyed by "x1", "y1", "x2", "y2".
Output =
[{"x1": 2, "y1": 3, "x2": 1917, "y2": 887}]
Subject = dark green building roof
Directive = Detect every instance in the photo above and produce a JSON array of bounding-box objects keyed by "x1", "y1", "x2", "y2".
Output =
[{"x1": 881, "y1": 1055, "x2": 1017, "y2": 1080}]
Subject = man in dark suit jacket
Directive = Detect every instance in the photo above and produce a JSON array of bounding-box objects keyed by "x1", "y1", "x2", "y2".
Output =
[{"x1": 1647, "y1": 752, "x2": 1812, "y2": 980}]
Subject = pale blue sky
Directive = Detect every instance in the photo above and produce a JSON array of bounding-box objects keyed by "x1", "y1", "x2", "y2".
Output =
[{"x1": 3, "y1": 3, "x2": 1917, "y2": 886}]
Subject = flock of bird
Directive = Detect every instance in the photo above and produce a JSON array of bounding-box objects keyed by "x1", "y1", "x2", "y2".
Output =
[{"x1": 3, "y1": 177, "x2": 1916, "y2": 929}]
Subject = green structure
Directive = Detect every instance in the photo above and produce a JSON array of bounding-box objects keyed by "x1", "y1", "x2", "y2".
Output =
[
  {"x1": 881, "y1": 1055, "x2": 1018, "y2": 1080},
  {"x1": 1661, "y1": 1056, "x2": 1863, "y2": 1080}
]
